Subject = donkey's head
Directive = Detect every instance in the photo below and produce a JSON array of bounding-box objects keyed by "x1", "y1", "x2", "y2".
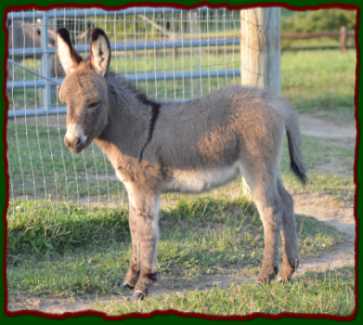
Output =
[{"x1": 56, "y1": 28, "x2": 111, "y2": 153}]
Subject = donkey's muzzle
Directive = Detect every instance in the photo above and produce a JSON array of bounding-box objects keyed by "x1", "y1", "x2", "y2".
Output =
[{"x1": 64, "y1": 135, "x2": 85, "y2": 153}]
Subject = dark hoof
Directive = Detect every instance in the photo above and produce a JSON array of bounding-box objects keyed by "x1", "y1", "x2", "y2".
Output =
[
  {"x1": 131, "y1": 290, "x2": 145, "y2": 301},
  {"x1": 257, "y1": 266, "x2": 278, "y2": 284},
  {"x1": 122, "y1": 282, "x2": 134, "y2": 290},
  {"x1": 278, "y1": 264, "x2": 297, "y2": 283},
  {"x1": 256, "y1": 276, "x2": 273, "y2": 284}
]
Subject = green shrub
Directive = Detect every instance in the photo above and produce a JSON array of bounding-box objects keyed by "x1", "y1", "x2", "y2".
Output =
[{"x1": 282, "y1": 9, "x2": 356, "y2": 33}]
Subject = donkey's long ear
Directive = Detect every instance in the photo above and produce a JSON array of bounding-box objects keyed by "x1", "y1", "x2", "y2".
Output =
[
  {"x1": 89, "y1": 28, "x2": 111, "y2": 76},
  {"x1": 56, "y1": 28, "x2": 82, "y2": 75}
]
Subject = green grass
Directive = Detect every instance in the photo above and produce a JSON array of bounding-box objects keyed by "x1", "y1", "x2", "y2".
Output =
[
  {"x1": 112, "y1": 48, "x2": 357, "y2": 120},
  {"x1": 96, "y1": 267, "x2": 354, "y2": 316},
  {"x1": 281, "y1": 49, "x2": 356, "y2": 122},
  {"x1": 7, "y1": 122, "x2": 122, "y2": 199},
  {"x1": 8, "y1": 197, "x2": 344, "y2": 299},
  {"x1": 281, "y1": 136, "x2": 354, "y2": 174}
]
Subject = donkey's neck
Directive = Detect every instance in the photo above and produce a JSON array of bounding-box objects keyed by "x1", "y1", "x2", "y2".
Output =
[{"x1": 94, "y1": 74, "x2": 158, "y2": 164}]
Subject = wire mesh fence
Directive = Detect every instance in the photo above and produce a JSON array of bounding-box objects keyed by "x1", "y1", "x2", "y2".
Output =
[{"x1": 6, "y1": 7, "x2": 243, "y2": 211}]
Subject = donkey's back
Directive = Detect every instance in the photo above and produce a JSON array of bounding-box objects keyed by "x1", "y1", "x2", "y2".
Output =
[{"x1": 150, "y1": 85, "x2": 302, "y2": 193}]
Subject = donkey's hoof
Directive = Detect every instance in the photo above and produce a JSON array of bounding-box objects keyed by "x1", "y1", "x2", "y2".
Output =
[
  {"x1": 122, "y1": 270, "x2": 140, "y2": 290},
  {"x1": 131, "y1": 290, "x2": 145, "y2": 301},
  {"x1": 278, "y1": 264, "x2": 297, "y2": 283},
  {"x1": 277, "y1": 271, "x2": 294, "y2": 283},
  {"x1": 277, "y1": 275, "x2": 292, "y2": 283},
  {"x1": 257, "y1": 266, "x2": 278, "y2": 284},
  {"x1": 256, "y1": 275, "x2": 273, "y2": 284},
  {"x1": 122, "y1": 282, "x2": 135, "y2": 290}
]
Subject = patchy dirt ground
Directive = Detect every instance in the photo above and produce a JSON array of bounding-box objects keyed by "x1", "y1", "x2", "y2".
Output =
[
  {"x1": 294, "y1": 114, "x2": 356, "y2": 277},
  {"x1": 7, "y1": 114, "x2": 357, "y2": 314},
  {"x1": 299, "y1": 114, "x2": 356, "y2": 141}
]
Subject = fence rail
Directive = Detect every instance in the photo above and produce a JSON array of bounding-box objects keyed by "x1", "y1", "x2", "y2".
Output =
[
  {"x1": 282, "y1": 30, "x2": 354, "y2": 40},
  {"x1": 7, "y1": 7, "x2": 181, "y2": 19},
  {"x1": 8, "y1": 37, "x2": 239, "y2": 57},
  {"x1": 8, "y1": 69, "x2": 240, "y2": 118},
  {"x1": 7, "y1": 8, "x2": 354, "y2": 119},
  {"x1": 7, "y1": 7, "x2": 243, "y2": 119}
]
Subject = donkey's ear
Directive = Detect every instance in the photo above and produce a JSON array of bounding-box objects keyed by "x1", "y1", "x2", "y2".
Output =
[
  {"x1": 89, "y1": 28, "x2": 111, "y2": 76},
  {"x1": 56, "y1": 28, "x2": 82, "y2": 75}
]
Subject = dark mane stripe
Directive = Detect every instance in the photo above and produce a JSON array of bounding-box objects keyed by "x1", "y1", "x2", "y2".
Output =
[
  {"x1": 106, "y1": 73, "x2": 161, "y2": 161},
  {"x1": 138, "y1": 96, "x2": 160, "y2": 161}
]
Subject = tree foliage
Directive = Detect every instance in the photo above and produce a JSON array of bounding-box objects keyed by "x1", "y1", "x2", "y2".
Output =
[{"x1": 282, "y1": 9, "x2": 356, "y2": 33}]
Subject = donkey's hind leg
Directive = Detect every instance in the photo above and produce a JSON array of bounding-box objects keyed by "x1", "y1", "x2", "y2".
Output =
[
  {"x1": 277, "y1": 179, "x2": 299, "y2": 282},
  {"x1": 249, "y1": 173, "x2": 283, "y2": 283}
]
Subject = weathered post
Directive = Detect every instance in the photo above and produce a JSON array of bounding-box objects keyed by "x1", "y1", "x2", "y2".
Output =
[
  {"x1": 240, "y1": 7, "x2": 281, "y2": 197},
  {"x1": 240, "y1": 7, "x2": 281, "y2": 95},
  {"x1": 340, "y1": 26, "x2": 347, "y2": 53}
]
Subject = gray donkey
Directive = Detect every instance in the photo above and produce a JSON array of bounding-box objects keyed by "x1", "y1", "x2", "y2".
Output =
[{"x1": 56, "y1": 28, "x2": 306, "y2": 300}]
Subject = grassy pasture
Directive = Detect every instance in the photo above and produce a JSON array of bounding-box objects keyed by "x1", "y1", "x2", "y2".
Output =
[
  {"x1": 97, "y1": 267, "x2": 354, "y2": 315},
  {"x1": 6, "y1": 119, "x2": 355, "y2": 315},
  {"x1": 7, "y1": 198, "x2": 346, "y2": 309},
  {"x1": 6, "y1": 44, "x2": 356, "y2": 314}
]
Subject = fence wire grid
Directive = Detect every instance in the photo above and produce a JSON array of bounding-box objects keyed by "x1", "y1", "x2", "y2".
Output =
[{"x1": 7, "y1": 7, "x2": 245, "y2": 212}]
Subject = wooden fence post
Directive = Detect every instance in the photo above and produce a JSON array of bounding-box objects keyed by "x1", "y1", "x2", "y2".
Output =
[
  {"x1": 340, "y1": 26, "x2": 347, "y2": 53},
  {"x1": 240, "y1": 8, "x2": 281, "y2": 198},
  {"x1": 240, "y1": 7, "x2": 281, "y2": 95}
]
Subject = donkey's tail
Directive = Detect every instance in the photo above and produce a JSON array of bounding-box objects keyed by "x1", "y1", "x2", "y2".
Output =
[{"x1": 283, "y1": 106, "x2": 307, "y2": 184}]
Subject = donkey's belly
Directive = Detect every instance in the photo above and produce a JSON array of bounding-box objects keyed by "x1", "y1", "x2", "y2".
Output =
[{"x1": 164, "y1": 163, "x2": 240, "y2": 193}]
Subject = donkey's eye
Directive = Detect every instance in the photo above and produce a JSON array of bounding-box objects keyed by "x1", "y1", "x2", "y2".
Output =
[{"x1": 88, "y1": 101, "x2": 100, "y2": 109}]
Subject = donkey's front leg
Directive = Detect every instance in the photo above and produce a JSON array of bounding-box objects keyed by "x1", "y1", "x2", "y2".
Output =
[
  {"x1": 126, "y1": 187, "x2": 160, "y2": 300},
  {"x1": 122, "y1": 204, "x2": 140, "y2": 289}
]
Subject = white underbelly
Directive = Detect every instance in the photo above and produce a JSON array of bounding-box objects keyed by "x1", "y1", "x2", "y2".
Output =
[{"x1": 164, "y1": 163, "x2": 241, "y2": 193}]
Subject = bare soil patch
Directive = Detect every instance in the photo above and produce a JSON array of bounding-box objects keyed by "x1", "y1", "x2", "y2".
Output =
[{"x1": 299, "y1": 114, "x2": 356, "y2": 141}]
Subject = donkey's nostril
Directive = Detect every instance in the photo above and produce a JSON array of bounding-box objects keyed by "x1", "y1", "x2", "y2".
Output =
[
  {"x1": 64, "y1": 136, "x2": 82, "y2": 149},
  {"x1": 64, "y1": 136, "x2": 71, "y2": 148},
  {"x1": 64, "y1": 124, "x2": 87, "y2": 153}
]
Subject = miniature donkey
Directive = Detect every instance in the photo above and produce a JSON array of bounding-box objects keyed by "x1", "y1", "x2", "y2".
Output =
[{"x1": 56, "y1": 28, "x2": 306, "y2": 300}]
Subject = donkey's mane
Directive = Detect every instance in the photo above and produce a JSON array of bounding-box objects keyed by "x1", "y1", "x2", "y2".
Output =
[
  {"x1": 106, "y1": 72, "x2": 161, "y2": 161},
  {"x1": 106, "y1": 72, "x2": 160, "y2": 109}
]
